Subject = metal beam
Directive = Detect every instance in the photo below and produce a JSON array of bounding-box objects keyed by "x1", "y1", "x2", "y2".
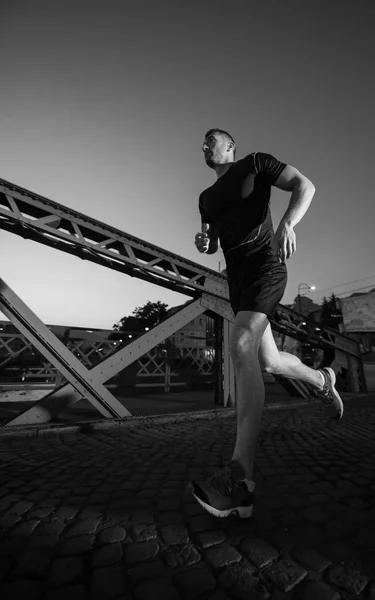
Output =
[
  {"x1": 5, "y1": 297, "x2": 206, "y2": 425},
  {"x1": 0, "y1": 180, "x2": 226, "y2": 301},
  {"x1": 0, "y1": 279, "x2": 130, "y2": 421}
]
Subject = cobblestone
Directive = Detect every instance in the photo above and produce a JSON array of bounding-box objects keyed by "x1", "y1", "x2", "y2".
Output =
[
  {"x1": 89, "y1": 566, "x2": 124, "y2": 599},
  {"x1": 91, "y1": 542, "x2": 123, "y2": 566},
  {"x1": 5, "y1": 499, "x2": 34, "y2": 515},
  {"x1": 0, "y1": 396, "x2": 375, "y2": 598},
  {"x1": 127, "y1": 559, "x2": 166, "y2": 581},
  {"x1": 265, "y1": 528, "x2": 298, "y2": 552},
  {"x1": 28, "y1": 505, "x2": 55, "y2": 518},
  {"x1": 187, "y1": 514, "x2": 216, "y2": 533},
  {"x1": 29, "y1": 532, "x2": 60, "y2": 549},
  {"x1": 160, "y1": 524, "x2": 189, "y2": 545},
  {"x1": 2, "y1": 580, "x2": 43, "y2": 600},
  {"x1": 48, "y1": 556, "x2": 84, "y2": 586},
  {"x1": 291, "y1": 546, "x2": 332, "y2": 572},
  {"x1": 262, "y1": 559, "x2": 308, "y2": 592},
  {"x1": 158, "y1": 511, "x2": 184, "y2": 526},
  {"x1": 204, "y1": 543, "x2": 242, "y2": 568},
  {"x1": 162, "y1": 543, "x2": 201, "y2": 569},
  {"x1": 14, "y1": 549, "x2": 51, "y2": 576},
  {"x1": 97, "y1": 525, "x2": 127, "y2": 544},
  {"x1": 134, "y1": 577, "x2": 181, "y2": 600},
  {"x1": 35, "y1": 518, "x2": 66, "y2": 535},
  {"x1": 195, "y1": 529, "x2": 227, "y2": 548},
  {"x1": 0, "y1": 514, "x2": 21, "y2": 527},
  {"x1": 60, "y1": 534, "x2": 96, "y2": 555},
  {"x1": 174, "y1": 567, "x2": 216, "y2": 598},
  {"x1": 65, "y1": 517, "x2": 102, "y2": 537},
  {"x1": 125, "y1": 539, "x2": 160, "y2": 565},
  {"x1": 129, "y1": 510, "x2": 154, "y2": 525},
  {"x1": 302, "y1": 506, "x2": 331, "y2": 524},
  {"x1": 0, "y1": 557, "x2": 12, "y2": 579},
  {"x1": 54, "y1": 505, "x2": 80, "y2": 520},
  {"x1": 297, "y1": 580, "x2": 340, "y2": 600},
  {"x1": 130, "y1": 522, "x2": 157, "y2": 541},
  {"x1": 241, "y1": 537, "x2": 279, "y2": 568},
  {"x1": 219, "y1": 560, "x2": 268, "y2": 599},
  {"x1": 45, "y1": 584, "x2": 87, "y2": 600},
  {"x1": 325, "y1": 564, "x2": 369, "y2": 595}
]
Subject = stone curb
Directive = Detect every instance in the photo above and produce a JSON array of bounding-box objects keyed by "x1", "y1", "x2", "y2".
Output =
[{"x1": 0, "y1": 393, "x2": 372, "y2": 441}]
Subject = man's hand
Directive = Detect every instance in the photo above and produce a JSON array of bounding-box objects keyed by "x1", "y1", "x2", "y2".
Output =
[
  {"x1": 195, "y1": 223, "x2": 210, "y2": 253},
  {"x1": 273, "y1": 221, "x2": 296, "y2": 262}
]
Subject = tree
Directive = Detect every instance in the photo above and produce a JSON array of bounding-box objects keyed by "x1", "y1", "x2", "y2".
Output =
[
  {"x1": 320, "y1": 296, "x2": 331, "y2": 326},
  {"x1": 319, "y1": 294, "x2": 343, "y2": 331},
  {"x1": 113, "y1": 301, "x2": 169, "y2": 334}
]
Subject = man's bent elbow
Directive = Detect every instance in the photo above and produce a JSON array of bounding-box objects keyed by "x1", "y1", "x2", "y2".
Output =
[{"x1": 302, "y1": 178, "x2": 316, "y2": 194}]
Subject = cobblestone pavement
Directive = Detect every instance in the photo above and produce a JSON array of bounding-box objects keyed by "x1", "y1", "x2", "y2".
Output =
[{"x1": 0, "y1": 397, "x2": 375, "y2": 600}]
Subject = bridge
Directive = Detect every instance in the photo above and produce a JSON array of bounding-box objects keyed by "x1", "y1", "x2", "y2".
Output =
[{"x1": 0, "y1": 177, "x2": 366, "y2": 426}]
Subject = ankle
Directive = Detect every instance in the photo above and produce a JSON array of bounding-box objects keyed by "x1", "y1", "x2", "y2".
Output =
[
  {"x1": 316, "y1": 369, "x2": 325, "y2": 390},
  {"x1": 232, "y1": 456, "x2": 253, "y2": 481}
]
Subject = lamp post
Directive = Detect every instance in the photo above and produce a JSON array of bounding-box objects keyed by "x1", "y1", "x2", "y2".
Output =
[{"x1": 297, "y1": 283, "x2": 316, "y2": 314}]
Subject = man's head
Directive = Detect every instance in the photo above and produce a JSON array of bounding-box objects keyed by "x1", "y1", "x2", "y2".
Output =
[{"x1": 202, "y1": 129, "x2": 236, "y2": 167}]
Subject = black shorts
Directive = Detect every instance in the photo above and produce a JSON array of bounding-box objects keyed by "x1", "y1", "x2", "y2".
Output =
[{"x1": 225, "y1": 247, "x2": 288, "y2": 320}]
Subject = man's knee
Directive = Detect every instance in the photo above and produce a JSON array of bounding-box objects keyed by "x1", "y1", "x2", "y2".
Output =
[
  {"x1": 230, "y1": 331, "x2": 259, "y2": 363},
  {"x1": 231, "y1": 312, "x2": 269, "y2": 364}
]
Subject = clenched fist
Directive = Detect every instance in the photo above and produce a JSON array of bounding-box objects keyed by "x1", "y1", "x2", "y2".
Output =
[{"x1": 195, "y1": 223, "x2": 210, "y2": 253}]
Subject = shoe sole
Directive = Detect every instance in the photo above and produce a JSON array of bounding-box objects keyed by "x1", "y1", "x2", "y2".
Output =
[
  {"x1": 325, "y1": 367, "x2": 344, "y2": 420},
  {"x1": 191, "y1": 490, "x2": 253, "y2": 519}
]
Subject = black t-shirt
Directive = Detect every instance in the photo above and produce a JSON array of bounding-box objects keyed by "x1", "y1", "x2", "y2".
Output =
[{"x1": 199, "y1": 152, "x2": 286, "y2": 256}]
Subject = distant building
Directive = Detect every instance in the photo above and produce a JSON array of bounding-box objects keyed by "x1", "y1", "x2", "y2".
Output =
[
  {"x1": 338, "y1": 289, "x2": 375, "y2": 354},
  {"x1": 293, "y1": 296, "x2": 321, "y2": 317},
  {"x1": 165, "y1": 303, "x2": 213, "y2": 348}
]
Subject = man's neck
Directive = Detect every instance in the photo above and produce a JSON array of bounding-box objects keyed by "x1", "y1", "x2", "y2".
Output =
[{"x1": 215, "y1": 162, "x2": 234, "y2": 179}]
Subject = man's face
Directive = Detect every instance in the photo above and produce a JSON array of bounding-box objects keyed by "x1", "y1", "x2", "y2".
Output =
[{"x1": 202, "y1": 133, "x2": 232, "y2": 166}]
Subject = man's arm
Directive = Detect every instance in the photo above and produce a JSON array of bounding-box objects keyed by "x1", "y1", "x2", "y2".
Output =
[
  {"x1": 274, "y1": 165, "x2": 316, "y2": 228},
  {"x1": 272, "y1": 165, "x2": 316, "y2": 261}
]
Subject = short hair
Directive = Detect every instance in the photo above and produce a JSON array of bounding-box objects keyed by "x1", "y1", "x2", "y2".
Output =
[{"x1": 205, "y1": 128, "x2": 236, "y2": 158}]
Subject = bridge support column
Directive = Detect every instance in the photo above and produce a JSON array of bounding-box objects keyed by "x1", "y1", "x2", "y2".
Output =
[
  {"x1": 223, "y1": 318, "x2": 235, "y2": 407},
  {"x1": 347, "y1": 354, "x2": 367, "y2": 393},
  {"x1": 213, "y1": 315, "x2": 223, "y2": 405}
]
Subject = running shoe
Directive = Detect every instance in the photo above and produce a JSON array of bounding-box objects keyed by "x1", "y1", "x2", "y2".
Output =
[
  {"x1": 190, "y1": 460, "x2": 255, "y2": 519},
  {"x1": 313, "y1": 367, "x2": 344, "y2": 420}
]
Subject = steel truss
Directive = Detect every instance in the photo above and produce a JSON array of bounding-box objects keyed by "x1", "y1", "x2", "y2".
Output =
[
  {"x1": 0, "y1": 177, "x2": 366, "y2": 424},
  {"x1": 1, "y1": 336, "x2": 214, "y2": 388},
  {"x1": 0, "y1": 333, "x2": 120, "y2": 371},
  {"x1": 0, "y1": 281, "x2": 208, "y2": 424}
]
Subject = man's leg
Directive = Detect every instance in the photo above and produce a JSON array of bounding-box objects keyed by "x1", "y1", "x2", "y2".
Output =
[
  {"x1": 259, "y1": 323, "x2": 344, "y2": 420},
  {"x1": 190, "y1": 310, "x2": 268, "y2": 518},
  {"x1": 230, "y1": 311, "x2": 269, "y2": 482},
  {"x1": 258, "y1": 323, "x2": 324, "y2": 388},
  {"x1": 190, "y1": 316, "x2": 343, "y2": 518}
]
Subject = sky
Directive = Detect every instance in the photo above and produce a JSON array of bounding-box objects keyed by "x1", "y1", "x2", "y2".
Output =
[{"x1": 0, "y1": 0, "x2": 374, "y2": 330}]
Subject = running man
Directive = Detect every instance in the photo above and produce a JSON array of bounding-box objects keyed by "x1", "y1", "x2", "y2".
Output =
[{"x1": 191, "y1": 128, "x2": 343, "y2": 519}]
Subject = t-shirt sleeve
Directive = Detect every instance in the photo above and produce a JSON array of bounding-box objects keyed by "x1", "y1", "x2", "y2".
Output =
[
  {"x1": 199, "y1": 192, "x2": 212, "y2": 225},
  {"x1": 254, "y1": 152, "x2": 287, "y2": 185}
]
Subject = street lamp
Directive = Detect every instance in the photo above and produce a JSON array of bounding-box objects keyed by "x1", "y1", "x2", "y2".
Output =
[{"x1": 297, "y1": 282, "x2": 316, "y2": 313}]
